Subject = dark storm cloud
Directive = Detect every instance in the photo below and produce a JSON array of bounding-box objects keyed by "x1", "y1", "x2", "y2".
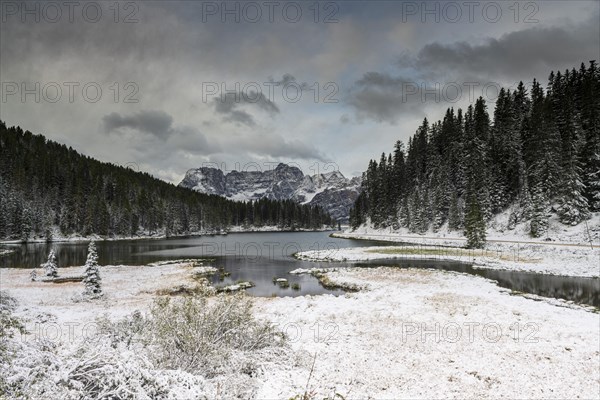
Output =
[
  {"x1": 267, "y1": 74, "x2": 311, "y2": 91},
  {"x1": 103, "y1": 110, "x2": 174, "y2": 138},
  {"x1": 347, "y1": 72, "x2": 427, "y2": 124},
  {"x1": 2, "y1": 0, "x2": 597, "y2": 180},
  {"x1": 102, "y1": 110, "x2": 218, "y2": 154},
  {"x1": 269, "y1": 73, "x2": 297, "y2": 86},
  {"x1": 348, "y1": 14, "x2": 600, "y2": 124},
  {"x1": 398, "y1": 16, "x2": 600, "y2": 80},
  {"x1": 213, "y1": 91, "x2": 279, "y2": 127}
]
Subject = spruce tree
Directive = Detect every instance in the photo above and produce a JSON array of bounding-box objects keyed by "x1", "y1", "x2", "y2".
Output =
[
  {"x1": 464, "y1": 197, "x2": 486, "y2": 248},
  {"x1": 44, "y1": 249, "x2": 58, "y2": 278},
  {"x1": 448, "y1": 190, "x2": 462, "y2": 231},
  {"x1": 399, "y1": 197, "x2": 410, "y2": 229},
  {"x1": 558, "y1": 162, "x2": 590, "y2": 225},
  {"x1": 530, "y1": 184, "x2": 549, "y2": 238},
  {"x1": 83, "y1": 241, "x2": 102, "y2": 297},
  {"x1": 585, "y1": 149, "x2": 600, "y2": 211}
]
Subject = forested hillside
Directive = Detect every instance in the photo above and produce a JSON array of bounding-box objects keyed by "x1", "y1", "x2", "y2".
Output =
[
  {"x1": 349, "y1": 62, "x2": 600, "y2": 247},
  {"x1": 0, "y1": 122, "x2": 333, "y2": 241}
]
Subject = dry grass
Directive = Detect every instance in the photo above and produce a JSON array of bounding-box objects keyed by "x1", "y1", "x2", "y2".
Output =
[{"x1": 366, "y1": 246, "x2": 540, "y2": 263}]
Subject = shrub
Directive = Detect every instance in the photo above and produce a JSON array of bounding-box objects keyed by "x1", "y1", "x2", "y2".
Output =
[{"x1": 147, "y1": 293, "x2": 285, "y2": 376}]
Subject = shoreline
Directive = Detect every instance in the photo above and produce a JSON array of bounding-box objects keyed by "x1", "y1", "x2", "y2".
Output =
[
  {"x1": 296, "y1": 231, "x2": 600, "y2": 278},
  {"x1": 0, "y1": 227, "x2": 337, "y2": 245},
  {"x1": 330, "y1": 231, "x2": 597, "y2": 249}
]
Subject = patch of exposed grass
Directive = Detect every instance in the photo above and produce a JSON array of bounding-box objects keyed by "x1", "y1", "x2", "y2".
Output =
[
  {"x1": 313, "y1": 273, "x2": 359, "y2": 292},
  {"x1": 366, "y1": 246, "x2": 539, "y2": 263}
]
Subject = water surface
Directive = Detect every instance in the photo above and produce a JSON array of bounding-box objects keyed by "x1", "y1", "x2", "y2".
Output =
[{"x1": 1, "y1": 232, "x2": 598, "y2": 306}]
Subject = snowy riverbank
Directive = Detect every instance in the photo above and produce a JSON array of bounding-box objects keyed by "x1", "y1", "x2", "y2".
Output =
[
  {"x1": 311, "y1": 214, "x2": 600, "y2": 278},
  {"x1": 0, "y1": 226, "x2": 335, "y2": 245},
  {"x1": 0, "y1": 261, "x2": 208, "y2": 329},
  {"x1": 1, "y1": 262, "x2": 598, "y2": 398},
  {"x1": 297, "y1": 240, "x2": 600, "y2": 278},
  {"x1": 256, "y1": 267, "x2": 599, "y2": 398}
]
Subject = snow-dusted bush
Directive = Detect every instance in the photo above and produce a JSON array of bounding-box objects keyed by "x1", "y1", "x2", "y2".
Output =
[
  {"x1": 54, "y1": 340, "x2": 174, "y2": 399},
  {"x1": 0, "y1": 291, "x2": 24, "y2": 344},
  {"x1": 0, "y1": 291, "x2": 26, "y2": 397},
  {"x1": 146, "y1": 293, "x2": 285, "y2": 376},
  {"x1": 44, "y1": 249, "x2": 58, "y2": 277},
  {"x1": 1, "y1": 292, "x2": 292, "y2": 398},
  {"x1": 83, "y1": 241, "x2": 102, "y2": 298},
  {"x1": 1, "y1": 335, "x2": 192, "y2": 400}
]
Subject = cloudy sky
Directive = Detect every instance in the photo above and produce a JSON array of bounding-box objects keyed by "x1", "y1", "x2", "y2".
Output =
[{"x1": 1, "y1": 0, "x2": 598, "y2": 182}]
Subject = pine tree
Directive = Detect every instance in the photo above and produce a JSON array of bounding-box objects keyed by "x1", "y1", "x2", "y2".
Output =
[
  {"x1": 580, "y1": 61, "x2": 600, "y2": 210},
  {"x1": 586, "y1": 149, "x2": 600, "y2": 211},
  {"x1": 44, "y1": 249, "x2": 58, "y2": 278},
  {"x1": 464, "y1": 197, "x2": 486, "y2": 248},
  {"x1": 83, "y1": 241, "x2": 102, "y2": 297},
  {"x1": 448, "y1": 190, "x2": 462, "y2": 231},
  {"x1": 348, "y1": 62, "x2": 596, "y2": 236},
  {"x1": 558, "y1": 162, "x2": 590, "y2": 225},
  {"x1": 399, "y1": 197, "x2": 410, "y2": 228},
  {"x1": 530, "y1": 184, "x2": 549, "y2": 238}
]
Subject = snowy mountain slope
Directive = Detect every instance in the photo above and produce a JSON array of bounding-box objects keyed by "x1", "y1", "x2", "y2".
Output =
[{"x1": 179, "y1": 163, "x2": 362, "y2": 221}]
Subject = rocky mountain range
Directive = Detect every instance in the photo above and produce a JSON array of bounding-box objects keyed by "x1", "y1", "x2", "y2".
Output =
[{"x1": 179, "y1": 163, "x2": 362, "y2": 222}]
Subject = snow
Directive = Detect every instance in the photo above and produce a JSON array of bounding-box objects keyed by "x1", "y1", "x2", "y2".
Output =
[
  {"x1": 0, "y1": 225, "x2": 327, "y2": 244},
  {"x1": 1, "y1": 260, "x2": 598, "y2": 398},
  {"x1": 179, "y1": 163, "x2": 361, "y2": 221},
  {"x1": 289, "y1": 267, "x2": 339, "y2": 275},
  {"x1": 0, "y1": 261, "x2": 205, "y2": 332},
  {"x1": 296, "y1": 242, "x2": 600, "y2": 278},
  {"x1": 331, "y1": 211, "x2": 600, "y2": 277},
  {"x1": 229, "y1": 187, "x2": 268, "y2": 202},
  {"x1": 217, "y1": 281, "x2": 254, "y2": 292},
  {"x1": 254, "y1": 267, "x2": 600, "y2": 398},
  {"x1": 350, "y1": 211, "x2": 600, "y2": 247}
]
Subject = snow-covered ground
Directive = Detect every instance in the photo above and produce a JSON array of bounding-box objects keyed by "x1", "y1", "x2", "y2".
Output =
[
  {"x1": 319, "y1": 212, "x2": 600, "y2": 278},
  {"x1": 0, "y1": 261, "x2": 205, "y2": 331},
  {"x1": 0, "y1": 226, "x2": 332, "y2": 244},
  {"x1": 297, "y1": 242, "x2": 600, "y2": 278},
  {"x1": 255, "y1": 267, "x2": 599, "y2": 398},
  {"x1": 347, "y1": 211, "x2": 600, "y2": 247},
  {"x1": 1, "y1": 261, "x2": 599, "y2": 398}
]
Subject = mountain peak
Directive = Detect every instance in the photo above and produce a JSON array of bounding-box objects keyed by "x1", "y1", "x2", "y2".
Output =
[{"x1": 179, "y1": 163, "x2": 361, "y2": 221}]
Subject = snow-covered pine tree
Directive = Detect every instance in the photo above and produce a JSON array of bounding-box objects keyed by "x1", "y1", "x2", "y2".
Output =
[
  {"x1": 580, "y1": 61, "x2": 600, "y2": 211},
  {"x1": 448, "y1": 191, "x2": 462, "y2": 231},
  {"x1": 83, "y1": 241, "x2": 102, "y2": 297},
  {"x1": 464, "y1": 99, "x2": 492, "y2": 221},
  {"x1": 44, "y1": 249, "x2": 58, "y2": 277},
  {"x1": 464, "y1": 197, "x2": 486, "y2": 248},
  {"x1": 558, "y1": 161, "x2": 590, "y2": 225},
  {"x1": 408, "y1": 191, "x2": 421, "y2": 233},
  {"x1": 399, "y1": 197, "x2": 410, "y2": 229},
  {"x1": 586, "y1": 149, "x2": 600, "y2": 211},
  {"x1": 530, "y1": 184, "x2": 549, "y2": 238}
]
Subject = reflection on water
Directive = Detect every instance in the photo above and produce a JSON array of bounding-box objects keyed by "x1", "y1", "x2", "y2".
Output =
[
  {"x1": 1, "y1": 232, "x2": 598, "y2": 306},
  {"x1": 0, "y1": 232, "x2": 382, "y2": 297}
]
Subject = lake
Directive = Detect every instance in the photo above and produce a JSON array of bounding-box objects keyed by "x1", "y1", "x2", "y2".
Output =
[{"x1": 1, "y1": 231, "x2": 598, "y2": 306}]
